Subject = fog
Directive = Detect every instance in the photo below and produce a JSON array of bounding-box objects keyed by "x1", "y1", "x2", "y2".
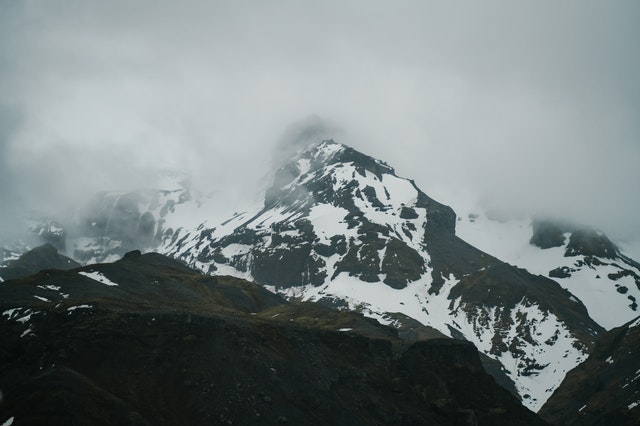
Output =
[{"x1": 1, "y1": 1, "x2": 639, "y2": 247}]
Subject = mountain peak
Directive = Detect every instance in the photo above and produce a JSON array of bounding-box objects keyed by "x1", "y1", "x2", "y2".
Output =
[
  {"x1": 265, "y1": 139, "x2": 397, "y2": 211},
  {"x1": 305, "y1": 139, "x2": 395, "y2": 177},
  {"x1": 158, "y1": 138, "x2": 605, "y2": 411}
]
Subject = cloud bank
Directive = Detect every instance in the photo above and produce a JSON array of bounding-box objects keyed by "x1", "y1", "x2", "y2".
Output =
[{"x1": 1, "y1": 1, "x2": 639, "y2": 244}]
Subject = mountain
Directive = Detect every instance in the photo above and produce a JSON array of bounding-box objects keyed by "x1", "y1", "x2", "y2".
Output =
[
  {"x1": 0, "y1": 243, "x2": 80, "y2": 282},
  {"x1": 0, "y1": 172, "x2": 194, "y2": 269},
  {"x1": 456, "y1": 214, "x2": 640, "y2": 330},
  {"x1": 3, "y1": 138, "x2": 638, "y2": 417},
  {"x1": 69, "y1": 172, "x2": 194, "y2": 264},
  {"x1": 0, "y1": 249, "x2": 545, "y2": 425},
  {"x1": 539, "y1": 315, "x2": 640, "y2": 425},
  {"x1": 156, "y1": 140, "x2": 604, "y2": 411}
]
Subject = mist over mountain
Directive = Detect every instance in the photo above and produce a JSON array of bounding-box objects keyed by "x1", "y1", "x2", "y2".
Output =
[
  {"x1": 1, "y1": 1, "x2": 639, "y2": 245},
  {"x1": 2, "y1": 136, "x2": 639, "y2": 423},
  {"x1": 1, "y1": 3, "x2": 640, "y2": 422}
]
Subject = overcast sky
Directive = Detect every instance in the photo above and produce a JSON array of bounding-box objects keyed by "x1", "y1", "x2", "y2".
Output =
[{"x1": 1, "y1": 1, "x2": 639, "y2": 246}]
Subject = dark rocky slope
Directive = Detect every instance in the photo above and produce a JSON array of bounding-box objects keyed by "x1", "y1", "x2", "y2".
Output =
[{"x1": 0, "y1": 249, "x2": 545, "y2": 425}]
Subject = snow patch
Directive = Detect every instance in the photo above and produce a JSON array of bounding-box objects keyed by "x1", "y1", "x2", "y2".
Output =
[
  {"x1": 307, "y1": 204, "x2": 353, "y2": 241},
  {"x1": 2, "y1": 308, "x2": 38, "y2": 324},
  {"x1": 78, "y1": 271, "x2": 119, "y2": 286},
  {"x1": 38, "y1": 284, "x2": 61, "y2": 291},
  {"x1": 67, "y1": 304, "x2": 92, "y2": 312}
]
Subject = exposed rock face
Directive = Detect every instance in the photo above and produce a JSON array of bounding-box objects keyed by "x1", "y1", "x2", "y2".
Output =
[
  {"x1": 530, "y1": 219, "x2": 571, "y2": 249},
  {"x1": 531, "y1": 218, "x2": 620, "y2": 260},
  {"x1": 0, "y1": 251, "x2": 546, "y2": 425},
  {"x1": 564, "y1": 228, "x2": 618, "y2": 259},
  {"x1": 539, "y1": 316, "x2": 640, "y2": 426}
]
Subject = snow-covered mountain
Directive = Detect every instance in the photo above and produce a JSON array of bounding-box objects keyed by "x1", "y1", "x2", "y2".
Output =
[
  {"x1": 457, "y1": 214, "x2": 640, "y2": 330},
  {"x1": 3, "y1": 139, "x2": 638, "y2": 415},
  {"x1": 0, "y1": 172, "x2": 193, "y2": 266},
  {"x1": 156, "y1": 140, "x2": 605, "y2": 411}
]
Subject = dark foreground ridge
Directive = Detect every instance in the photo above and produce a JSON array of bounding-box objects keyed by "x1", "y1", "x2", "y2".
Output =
[
  {"x1": 0, "y1": 247, "x2": 544, "y2": 425},
  {"x1": 539, "y1": 316, "x2": 640, "y2": 425}
]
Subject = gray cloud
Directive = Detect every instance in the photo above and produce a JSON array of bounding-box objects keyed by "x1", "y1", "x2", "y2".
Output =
[{"x1": 1, "y1": 1, "x2": 639, "y2": 245}]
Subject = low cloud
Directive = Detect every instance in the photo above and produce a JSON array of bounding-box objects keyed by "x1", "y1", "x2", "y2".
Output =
[{"x1": 0, "y1": 1, "x2": 638, "y2": 244}]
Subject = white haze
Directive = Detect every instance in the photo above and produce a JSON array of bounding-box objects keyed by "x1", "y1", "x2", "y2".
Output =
[{"x1": 0, "y1": 1, "x2": 639, "y2": 249}]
